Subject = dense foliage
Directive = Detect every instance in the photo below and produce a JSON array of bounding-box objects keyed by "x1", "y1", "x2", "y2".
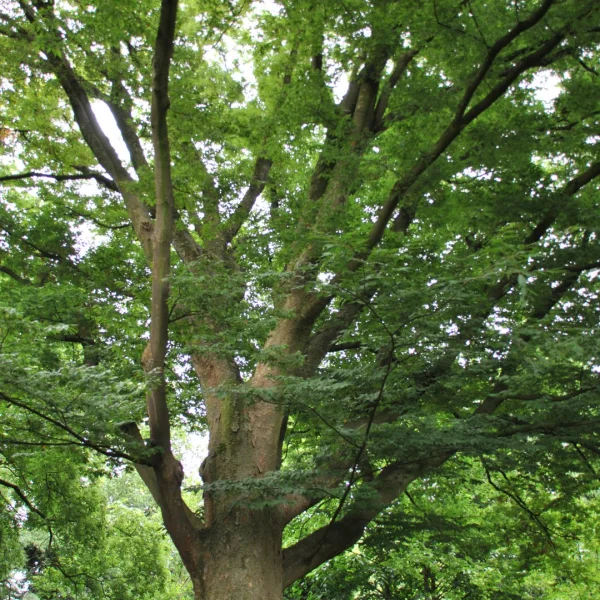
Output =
[{"x1": 1, "y1": 0, "x2": 599, "y2": 598}]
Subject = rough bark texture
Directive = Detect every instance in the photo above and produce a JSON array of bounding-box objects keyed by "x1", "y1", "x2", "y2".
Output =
[{"x1": 201, "y1": 513, "x2": 283, "y2": 600}]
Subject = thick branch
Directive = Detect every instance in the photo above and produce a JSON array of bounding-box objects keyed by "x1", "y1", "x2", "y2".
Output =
[
  {"x1": 18, "y1": 2, "x2": 155, "y2": 260},
  {"x1": 260, "y1": 58, "x2": 399, "y2": 357},
  {"x1": 373, "y1": 49, "x2": 419, "y2": 132},
  {"x1": 147, "y1": 0, "x2": 178, "y2": 451},
  {"x1": 145, "y1": 0, "x2": 203, "y2": 576},
  {"x1": 283, "y1": 263, "x2": 596, "y2": 583},
  {"x1": 282, "y1": 459, "x2": 444, "y2": 587},
  {"x1": 292, "y1": 21, "x2": 571, "y2": 348},
  {"x1": 120, "y1": 422, "x2": 203, "y2": 529},
  {"x1": 0, "y1": 265, "x2": 32, "y2": 285},
  {"x1": 327, "y1": 340, "x2": 364, "y2": 352},
  {"x1": 78, "y1": 50, "x2": 204, "y2": 265},
  {"x1": 363, "y1": 38, "x2": 564, "y2": 266},
  {"x1": 525, "y1": 160, "x2": 600, "y2": 244},
  {"x1": 84, "y1": 47, "x2": 150, "y2": 172},
  {"x1": 317, "y1": 154, "x2": 600, "y2": 382},
  {"x1": 106, "y1": 70, "x2": 150, "y2": 172},
  {"x1": 455, "y1": 0, "x2": 557, "y2": 120},
  {"x1": 223, "y1": 157, "x2": 272, "y2": 244},
  {"x1": 287, "y1": 167, "x2": 600, "y2": 526},
  {"x1": 462, "y1": 32, "x2": 564, "y2": 126}
]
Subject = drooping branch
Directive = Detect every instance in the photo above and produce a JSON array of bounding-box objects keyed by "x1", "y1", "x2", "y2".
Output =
[
  {"x1": 487, "y1": 387, "x2": 598, "y2": 405},
  {"x1": 0, "y1": 391, "x2": 140, "y2": 463},
  {"x1": 53, "y1": 204, "x2": 131, "y2": 231},
  {"x1": 0, "y1": 477, "x2": 45, "y2": 519},
  {"x1": 403, "y1": 219, "x2": 597, "y2": 419},
  {"x1": 0, "y1": 220, "x2": 77, "y2": 268},
  {"x1": 0, "y1": 11, "x2": 34, "y2": 41},
  {"x1": 0, "y1": 170, "x2": 118, "y2": 191},
  {"x1": 0, "y1": 437, "x2": 77, "y2": 448},
  {"x1": 482, "y1": 462, "x2": 556, "y2": 545},
  {"x1": 476, "y1": 267, "x2": 595, "y2": 417}
]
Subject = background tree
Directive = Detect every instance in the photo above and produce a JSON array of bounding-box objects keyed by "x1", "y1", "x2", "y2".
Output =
[{"x1": 1, "y1": 0, "x2": 599, "y2": 599}]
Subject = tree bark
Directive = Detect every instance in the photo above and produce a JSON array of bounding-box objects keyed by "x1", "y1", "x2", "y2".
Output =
[
  {"x1": 201, "y1": 512, "x2": 284, "y2": 600},
  {"x1": 191, "y1": 348, "x2": 287, "y2": 599},
  {"x1": 197, "y1": 394, "x2": 286, "y2": 600}
]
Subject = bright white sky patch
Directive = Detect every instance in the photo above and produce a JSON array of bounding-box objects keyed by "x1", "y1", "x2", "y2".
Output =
[
  {"x1": 91, "y1": 101, "x2": 131, "y2": 164},
  {"x1": 530, "y1": 70, "x2": 562, "y2": 110}
]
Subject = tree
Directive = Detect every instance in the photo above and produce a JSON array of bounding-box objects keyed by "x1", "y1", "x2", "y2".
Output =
[{"x1": 0, "y1": 0, "x2": 599, "y2": 598}]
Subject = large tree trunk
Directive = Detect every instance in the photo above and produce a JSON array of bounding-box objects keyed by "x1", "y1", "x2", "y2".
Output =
[
  {"x1": 201, "y1": 510, "x2": 284, "y2": 600},
  {"x1": 195, "y1": 361, "x2": 287, "y2": 600}
]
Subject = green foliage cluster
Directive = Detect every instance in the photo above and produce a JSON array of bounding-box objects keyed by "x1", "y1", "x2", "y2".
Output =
[
  {"x1": 0, "y1": 447, "x2": 189, "y2": 599},
  {"x1": 286, "y1": 459, "x2": 600, "y2": 599}
]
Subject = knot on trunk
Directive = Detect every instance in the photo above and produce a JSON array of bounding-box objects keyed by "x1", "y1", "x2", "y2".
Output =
[{"x1": 141, "y1": 342, "x2": 156, "y2": 371}]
